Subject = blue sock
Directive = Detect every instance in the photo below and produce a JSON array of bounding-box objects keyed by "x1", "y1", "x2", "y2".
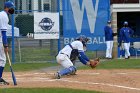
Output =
[
  {"x1": 59, "y1": 66, "x2": 76, "y2": 76},
  {"x1": 0, "y1": 66, "x2": 4, "y2": 78}
]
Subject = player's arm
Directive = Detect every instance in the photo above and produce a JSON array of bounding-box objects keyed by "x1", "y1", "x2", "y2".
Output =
[
  {"x1": 78, "y1": 51, "x2": 90, "y2": 66},
  {"x1": 78, "y1": 56, "x2": 90, "y2": 66},
  {"x1": 76, "y1": 42, "x2": 90, "y2": 65},
  {"x1": 128, "y1": 27, "x2": 134, "y2": 36},
  {"x1": 118, "y1": 29, "x2": 123, "y2": 47},
  {"x1": 112, "y1": 28, "x2": 117, "y2": 36},
  {"x1": 104, "y1": 26, "x2": 108, "y2": 35},
  {"x1": 2, "y1": 31, "x2": 8, "y2": 48}
]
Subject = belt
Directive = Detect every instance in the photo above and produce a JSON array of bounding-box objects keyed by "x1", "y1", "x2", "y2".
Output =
[{"x1": 60, "y1": 53, "x2": 69, "y2": 57}]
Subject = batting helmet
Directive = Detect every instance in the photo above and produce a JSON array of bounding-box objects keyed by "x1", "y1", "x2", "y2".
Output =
[{"x1": 4, "y1": 1, "x2": 15, "y2": 8}]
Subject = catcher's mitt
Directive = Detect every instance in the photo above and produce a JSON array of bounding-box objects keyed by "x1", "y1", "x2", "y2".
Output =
[{"x1": 89, "y1": 58, "x2": 100, "y2": 68}]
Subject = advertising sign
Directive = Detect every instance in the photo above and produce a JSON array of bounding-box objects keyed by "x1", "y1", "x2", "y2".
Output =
[
  {"x1": 34, "y1": 12, "x2": 59, "y2": 39},
  {"x1": 63, "y1": 0, "x2": 110, "y2": 50}
]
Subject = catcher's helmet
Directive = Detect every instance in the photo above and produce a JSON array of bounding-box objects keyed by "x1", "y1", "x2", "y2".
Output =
[{"x1": 76, "y1": 35, "x2": 89, "y2": 43}]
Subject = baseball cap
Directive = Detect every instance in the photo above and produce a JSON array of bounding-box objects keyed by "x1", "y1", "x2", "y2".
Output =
[
  {"x1": 4, "y1": 1, "x2": 15, "y2": 8},
  {"x1": 107, "y1": 20, "x2": 111, "y2": 24},
  {"x1": 124, "y1": 21, "x2": 128, "y2": 25}
]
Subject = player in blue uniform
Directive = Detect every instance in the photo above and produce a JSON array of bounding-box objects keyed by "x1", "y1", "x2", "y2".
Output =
[
  {"x1": 0, "y1": 1, "x2": 15, "y2": 85},
  {"x1": 118, "y1": 21, "x2": 134, "y2": 59},
  {"x1": 104, "y1": 20, "x2": 117, "y2": 59}
]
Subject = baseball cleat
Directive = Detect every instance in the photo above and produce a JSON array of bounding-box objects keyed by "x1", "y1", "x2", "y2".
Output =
[
  {"x1": 54, "y1": 72, "x2": 61, "y2": 79},
  {"x1": 0, "y1": 78, "x2": 9, "y2": 85}
]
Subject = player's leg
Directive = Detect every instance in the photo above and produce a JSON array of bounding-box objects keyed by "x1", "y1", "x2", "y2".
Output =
[
  {"x1": 0, "y1": 44, "x2": 6, "y2": 78},
  {"x1": 124, "y1": 43, "x2": 130, "y2": 59},
  {"x1": 106, "y1": 41, "x2": 110, "y2": 58},
  {"x1": 0, "y1": 44, "x2": 9, "y2": 85},
  {"x1": 126, "y1": 43, "x2": 130, "y2": 58},
  {"x1": 124, "y1": 43, "x2": 128, "y2": 58},
  {"x1": 128, "y1": 43, "x2": 130, "y2": 58},
  {"x1": 55, "y1": 54, "x2": 76, "y2": 79},
  {"x1": 55, "y1": 66, "x2": 77, "y2": 79},
  {"x1": 109, "y1": 41, "x2": 114, "y2": 58}
]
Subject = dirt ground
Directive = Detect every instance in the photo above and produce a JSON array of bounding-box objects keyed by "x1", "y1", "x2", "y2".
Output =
[{"x1": 0, "y1": 69, "x2": 140, "y2": 93}]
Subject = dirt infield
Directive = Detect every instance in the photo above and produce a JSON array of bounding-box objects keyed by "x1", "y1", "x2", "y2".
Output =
[{"x1": 1, "y1": 69, "x2": 140, "y2": 93}]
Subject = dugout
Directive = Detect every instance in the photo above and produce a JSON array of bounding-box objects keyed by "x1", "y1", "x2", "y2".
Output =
[
  {"x1": 111, "y1": 4, "x2": 140, "y2": 57},
  {"x1": 117, "y1": 12, "x2": 140, "y2": 38}
]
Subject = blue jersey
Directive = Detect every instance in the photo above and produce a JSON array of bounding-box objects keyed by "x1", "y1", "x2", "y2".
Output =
[
  {"x1": 119, "y1": 27, "x2": 133, "y2": 43},
  {"x1": 104, "y1": 26, "x2": 113, "y2": 41}
]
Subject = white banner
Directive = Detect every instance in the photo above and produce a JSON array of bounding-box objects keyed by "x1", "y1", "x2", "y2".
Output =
[
  {"x1": 7, "y1": 25, "x2": 19, "y2": 37},
  {"x1": 34, "y1": 12, "x2": 60, "y2": 39}
]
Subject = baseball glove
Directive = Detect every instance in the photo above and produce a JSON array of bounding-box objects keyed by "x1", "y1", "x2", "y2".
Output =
[
  {"x1": 89, "y1": 58, "x2": 100, "y2": 68},
  {"x1": 112, "y1": 33, "x2": 117, "y2": 36}
]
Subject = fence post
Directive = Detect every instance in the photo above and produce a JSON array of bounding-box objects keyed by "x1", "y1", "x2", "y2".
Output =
[
  {"x1": 57, "y1": 0, "x2": 61, "y2": 53},
  {"x1": 11, "y1": 0, "x2": 15, "y2": 63}
]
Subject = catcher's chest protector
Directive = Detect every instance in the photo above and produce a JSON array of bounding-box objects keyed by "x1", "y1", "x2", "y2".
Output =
[
  {"x1": 69, "y1": 44, "x2": 79, "y2": 61},
  {"x1": 70, "y1": 49, "x2": 79, "y2": 61}
]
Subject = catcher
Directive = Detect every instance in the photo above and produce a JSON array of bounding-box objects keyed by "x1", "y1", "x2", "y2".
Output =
[{"x1": 55, "y1": 35, "x2": 100, "y2": 79}]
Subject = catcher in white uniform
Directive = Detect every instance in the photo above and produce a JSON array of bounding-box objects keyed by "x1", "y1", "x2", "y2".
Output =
[
  {"x1": 0, "y1": 1, "x2": 15, "y2": 85},
  {"x1": 55, "y1": 35, "x2": 99, "y2": 79}
]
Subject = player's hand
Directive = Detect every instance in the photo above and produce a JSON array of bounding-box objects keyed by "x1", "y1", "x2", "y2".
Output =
[
  {"x1": 4, "y1": 47, "x2": 9, "y2": 53},
  {"x1": 86, "y1": 61, "x2": 91, "y2": 66},
  {"x1": 118, "y1": 43, "x2": 121, "y2": 47},
  {"x1": 113, "y1": 33, "x2": 117, "y2": 36}
]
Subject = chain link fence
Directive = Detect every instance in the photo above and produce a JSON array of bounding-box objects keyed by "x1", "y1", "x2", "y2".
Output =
[
  {"x1": 9, "y1": 0, "x2": 105, "y2": 63},
  {"x1": 8, "y1": 0, "x2": 60, "y2": 63}
]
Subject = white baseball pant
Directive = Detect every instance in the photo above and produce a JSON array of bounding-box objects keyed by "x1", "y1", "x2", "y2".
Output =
[
  {"x1": 0, "y1": 42, "x2": 6, "y2": 67},
  {"x1": 106, "y1": 41, "x2": 113, "y2": 58},
  {"x1": 123, "y1": 43, "x2": 130, "y2": 58},
  {"x1": 56, "y1": 53, "x2": 73, "y2": 68}
]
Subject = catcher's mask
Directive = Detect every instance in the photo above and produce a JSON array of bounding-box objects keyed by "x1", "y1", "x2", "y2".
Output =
[
  {"x1": 76, "y1": 35, "x2": 89, "y2": 46},
  {"x1": 4, "y1": 1, "x2": 15, "y2": 14}
]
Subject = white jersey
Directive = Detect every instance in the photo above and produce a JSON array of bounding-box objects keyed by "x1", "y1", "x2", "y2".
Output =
[
  {"x1": 59, "y1": 40, "x2": 84, "y2": 58},
  {"x1": 0, "y1": 11, "x2": 9, "y2": 42}
]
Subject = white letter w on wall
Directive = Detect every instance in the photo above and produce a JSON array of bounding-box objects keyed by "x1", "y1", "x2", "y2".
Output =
[{"x1": 70, "y1": 0, "x2": 99, "y2": 33}]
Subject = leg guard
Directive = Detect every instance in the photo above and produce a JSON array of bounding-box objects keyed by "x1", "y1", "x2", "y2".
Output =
[
  {"x1": 69, "y1": 66, "x2": 77, "y2": 75},
  {"x1": 59, "y1": 66, "x2": 77, "y2": 76}
]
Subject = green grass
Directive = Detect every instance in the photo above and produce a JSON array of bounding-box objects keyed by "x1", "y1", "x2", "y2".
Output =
[
  {"x1": 99, "y1": 59, "x2": 140, "y2": 69},
  {"x1": 4, "y1": 62, "x2": 58, "y2": 72},
  {"x1": 0, "y1": 88, "x2": 105, "y2": 93},
  {"x1": 4, "y1": 59, "x2": 140, "y2": 72},
  {"x1": 2, "y1": 59, "x2": 139, "y2": 93},
  {"x1": 78, "y1": 59, "x2": 140, "y2": 69}
]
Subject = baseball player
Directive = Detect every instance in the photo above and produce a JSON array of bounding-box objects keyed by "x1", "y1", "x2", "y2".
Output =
[
  {"x1": 54, "y1": 35, "x2": 99, "y2": 79},
  {"x1": 104, "y1": 20, "x2": 117, "y2": 59},
  {"x1": 118, "y1": 21, "x2": 134, "y2": 59},
  {"x1": 0, "y1": 1, "x2": 15, "y2": 85}
]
